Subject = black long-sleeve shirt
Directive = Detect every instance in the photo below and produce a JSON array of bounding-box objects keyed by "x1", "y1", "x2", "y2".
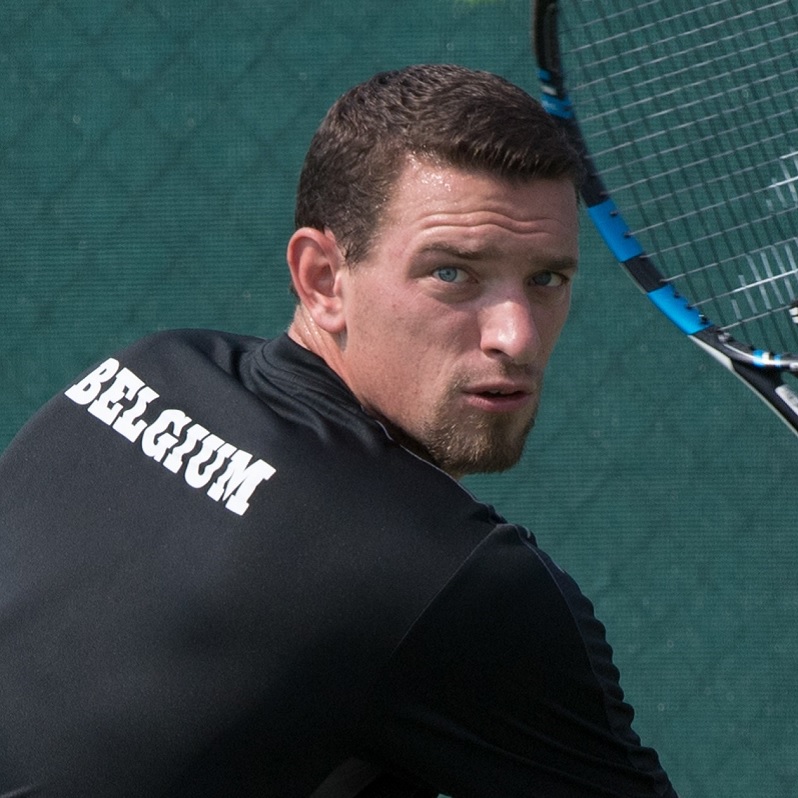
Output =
[{"x1": 0, "y1": 330, "x2": 676, "y2": 797}]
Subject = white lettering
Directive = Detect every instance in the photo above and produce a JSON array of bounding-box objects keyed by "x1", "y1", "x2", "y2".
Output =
[
  {"x1": 184, "y1": 436, "x2": 237, "y2": 488},
  {"x1": 88, "y1": 367, "x2": 145, "y2": 426},
  {"x1": 64, "y1": 358, "x2": 120, "y2": 406},
  {"x1": 207, "y1": 451, "x2": 276, "y2": 516},
  {"x1": 140, "y1": 409, "x2": 191, "y2": 463},
  {"x1": 66, "y1": 357, "x2": 277, "y2": 515},
  {"x1": 113, "y1": 386, "x2": 160, "y2": 442},
  {"x1": 162, "y1": 423, "x2": 209, "y2": 474}
]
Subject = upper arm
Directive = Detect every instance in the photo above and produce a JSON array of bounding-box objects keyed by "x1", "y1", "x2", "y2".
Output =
[{"x1": 357, "y1": 526, "x2": 677, "y2": 798}]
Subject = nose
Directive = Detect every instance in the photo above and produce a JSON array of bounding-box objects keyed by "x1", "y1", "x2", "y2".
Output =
[{"x1": 478, "y1": 298, "x2": 541, "y2": 364}]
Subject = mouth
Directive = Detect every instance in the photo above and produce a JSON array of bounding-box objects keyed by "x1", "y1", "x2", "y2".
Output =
[{"x1": 463, "y1": 385, "x2": 534, "y2": 413}]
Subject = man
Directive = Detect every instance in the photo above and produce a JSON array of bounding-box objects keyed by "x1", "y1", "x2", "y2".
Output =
[{"x1": 0, "y1": 65, "x2": 677, "y2": 797}]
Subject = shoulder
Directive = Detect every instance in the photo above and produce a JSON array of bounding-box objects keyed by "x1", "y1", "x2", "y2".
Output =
[
  {"x1": 57, "y1": 329, "x2": 268, "y2": 417},
  {"x1": 54, "y1": 328, "x2": 269, "y2": 437},
  {"x1": 362, "y1": 527, "x2": 675, "y2": 795},
  {"x1": 383, "y1": 524, "x2": 626, "y2": 716},
  {"x1": 1, "y1": 329, "x2": 278, "y2": 518},
  {"x1": 109, "y1": 328, "x2": 267, "y2": 382}
]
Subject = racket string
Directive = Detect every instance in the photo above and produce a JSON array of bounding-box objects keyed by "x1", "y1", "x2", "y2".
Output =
[{"x1": 561, "y1": 0, "x2": 798, "y2": 353}]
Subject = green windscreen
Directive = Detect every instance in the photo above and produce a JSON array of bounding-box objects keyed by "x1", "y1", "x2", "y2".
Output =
[{"x1": 2, "y1": 2, "x2": 797, "y2": 795}]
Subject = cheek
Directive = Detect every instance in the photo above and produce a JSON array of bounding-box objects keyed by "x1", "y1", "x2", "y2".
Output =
[
  {"x1": 345, "y1": 283, "x2": 394, "y2": 344},
  {"x1": 344, "y1": 276, "x2": 471, "y2": 392},
  {"x1": 353, "y1": 312, "x2": 453, "y2": 410},
  {"x1": 346, "y1": 302, "x2": 421, "y2": 390}
]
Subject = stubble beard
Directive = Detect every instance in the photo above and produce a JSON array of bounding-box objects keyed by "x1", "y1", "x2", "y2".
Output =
[
  {"x1": 419, "y1": 406, "x2": 537, "y2": 477},
  {"x1": 387, "y1": 380, "x2": 541, "y2": 478}
]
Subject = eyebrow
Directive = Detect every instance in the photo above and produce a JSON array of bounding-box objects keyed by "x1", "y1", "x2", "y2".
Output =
[
  {"x1": 417, "y1": 242, "x2": 496, "y2": 261},
  {"x1": 415, "y1": 242, "x2": 578, "y2": 270}
]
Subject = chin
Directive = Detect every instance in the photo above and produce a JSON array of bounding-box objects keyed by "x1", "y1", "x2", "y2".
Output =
[
  {"x1": 383, "y1": 407, "x2": 536, "y2": 477},
  {"x1": 430, "y1": 419, "x2": 535, "y2": 478}
]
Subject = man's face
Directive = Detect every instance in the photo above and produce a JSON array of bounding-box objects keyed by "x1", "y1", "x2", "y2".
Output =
[{"x1": 333, "y1": 157, "x2": 579, "y2": 477}]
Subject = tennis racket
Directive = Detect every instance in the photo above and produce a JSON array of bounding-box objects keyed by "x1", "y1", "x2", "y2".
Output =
[{"x1": 533, "y1": 0, "x2": 798, "y2": 435}]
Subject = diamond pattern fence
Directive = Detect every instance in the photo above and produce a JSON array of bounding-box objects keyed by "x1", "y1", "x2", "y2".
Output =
[{"x1": 2, "y1": 2, "x2": 798, "y2": 796}]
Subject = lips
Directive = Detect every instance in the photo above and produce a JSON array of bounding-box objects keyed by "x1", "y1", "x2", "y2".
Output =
[
  {"x1": 480, "y1": 388, "x2": 526, "y2": 396},
  {"x1": 463, "y1": 383, "x2": 534, "y2": 412},
  {"x1": 468, "y1": 380, "x2": 534, "y2": 396}
]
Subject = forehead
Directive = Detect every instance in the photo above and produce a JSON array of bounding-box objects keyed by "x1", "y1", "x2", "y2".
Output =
[
  {"x1": 375, "y1": 156, "x2": 579, "y2": 254},
  {"x1": 388, "y1": 155, "x2": 575, "y2": 212}
]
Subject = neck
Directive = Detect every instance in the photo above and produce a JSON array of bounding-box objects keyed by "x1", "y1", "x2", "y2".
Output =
[{"x1": 288, "y1": 305, "x2": 350, "y2": 382}]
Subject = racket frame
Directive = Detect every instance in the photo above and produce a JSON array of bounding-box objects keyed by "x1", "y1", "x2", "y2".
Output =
[{"x1": 533, "y1": 0, "x2": 798, "y2": 435}]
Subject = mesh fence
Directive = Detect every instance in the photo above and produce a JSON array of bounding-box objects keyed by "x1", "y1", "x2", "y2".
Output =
[{"x1": 2, "y1": 1, "x2": 798, "y2": 795}]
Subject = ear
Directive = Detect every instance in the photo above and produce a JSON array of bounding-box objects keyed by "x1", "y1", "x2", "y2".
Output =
[{"x1": 286, "y1": 227, "x2": 347, "y2": 334}]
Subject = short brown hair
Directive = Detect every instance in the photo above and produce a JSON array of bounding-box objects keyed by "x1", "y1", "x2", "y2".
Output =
[{"x1": 294, "y1": 64, "x2": 581, "y2": 263}]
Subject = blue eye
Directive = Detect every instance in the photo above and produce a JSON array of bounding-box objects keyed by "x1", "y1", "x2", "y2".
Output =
[
  {"x1": 531, "y1": 271, "x2": 567, "y2": 287},
  {"x1": 434, "y1": 267, "x2": 465, "y2": 283}
]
